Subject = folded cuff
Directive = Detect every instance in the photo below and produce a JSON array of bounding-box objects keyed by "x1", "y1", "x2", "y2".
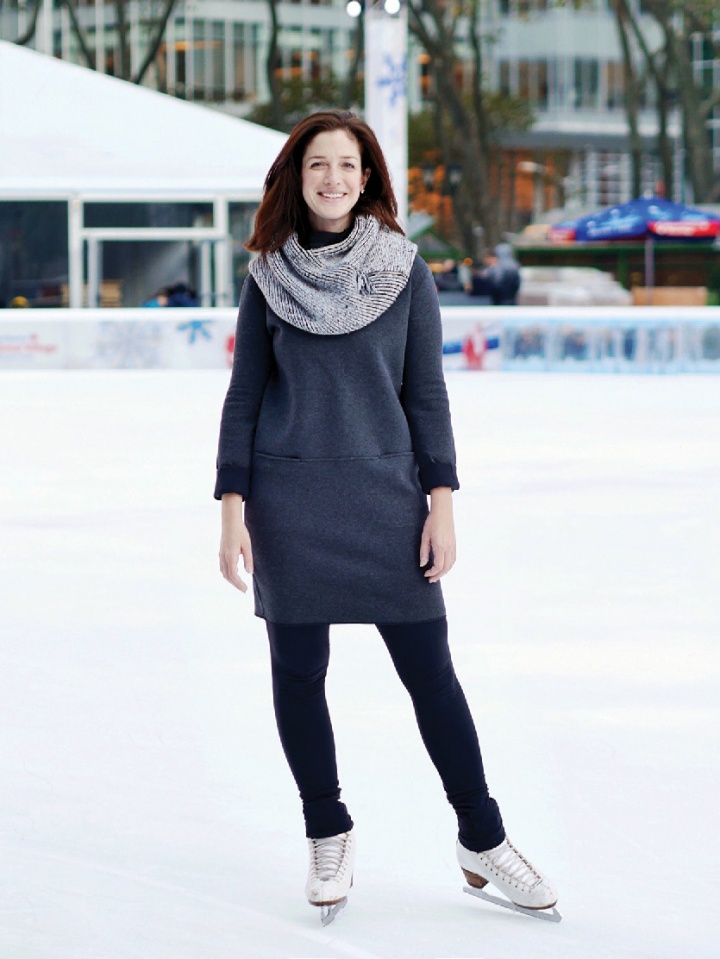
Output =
[
  {"x1": 418, "y1": 460, "x2": 459, "y2": 495},
  {"x1": 214, "y1": 464, "x2": 251, "y2": 500}
]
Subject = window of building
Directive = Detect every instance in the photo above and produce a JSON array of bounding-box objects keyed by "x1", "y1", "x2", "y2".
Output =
[
  {"x1": 308, "y1": 28, "x2": 324, "y2": 83},
  {"x1": 499, "y1": 61, "x2": 511, "y2": 96},
  {"x1": 232, "y1": 23, "x2": 246, "y2": 100},
  {"x1": 500, "y1": 0, "x2": 549, "y2": 13},
  {"x1": 518, "y1": 60, "x2": 532, "y2": 101},
  {"x1": 547, "y1": 58, "x2": 564, "y2": 110},
  {"x1": 508, "y1": 60, "x2": 549, "y2": 108},
  {"x1": 210, "y1": 21, "x2": 226, "y2": 101},
  {"x1": 536, "y1": 60, "x2": 549, "y2": 109},
  {"x1": 192, "y1": 19, "x2": 206, "y2": 100},
  {"x1": 573, "y1": 58, "x2": 600, "y2": 109},
  {"x1": 172, "y1": 17, "x2": 186, "y2": 98},
  {"x1": 605, "y1": 61, "x2": 625, "y2": 110}
]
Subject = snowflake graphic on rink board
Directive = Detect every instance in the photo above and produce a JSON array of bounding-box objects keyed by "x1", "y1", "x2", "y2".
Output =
[
  {"x1": 94, "y1": 322, "x2": 163, "y2": 368},
  {"x1": 376, "y1": 54, "x2": 406, "y2": 108},
  {"x1": 176, "y1": 319, "x2": 212, "y2": 345}
]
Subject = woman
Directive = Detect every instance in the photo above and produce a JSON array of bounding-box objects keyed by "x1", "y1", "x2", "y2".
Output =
[{"x1": 215, "y1": 110, "x2": 558, "y2": 923}]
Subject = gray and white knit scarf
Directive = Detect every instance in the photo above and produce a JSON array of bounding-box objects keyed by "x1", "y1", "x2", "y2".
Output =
[{"x1": 249, "y1": 215, "x2": 417, "y2": 335}]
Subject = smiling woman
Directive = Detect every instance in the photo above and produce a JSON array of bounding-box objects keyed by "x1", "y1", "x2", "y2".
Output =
[{"x1": 215, "y1": 109, "x2": 558, "y2": 927}]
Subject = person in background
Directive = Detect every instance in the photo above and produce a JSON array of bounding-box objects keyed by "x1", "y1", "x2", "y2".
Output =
[
  {"x1": 167, "y1": 282, "x2": 199, "y2": 307},
  {"x1": 467, "y1": 253, "x2": 498, "y2": 299},
  {"x1": 434, "y1": 258, "x2": 463, "y2": 292},
  {"x1": 141, "y1": 287, "x2": 170, "y2": 308},
  {"x1": 485, "y1": 243, "x2": 521, "y2": 305}
]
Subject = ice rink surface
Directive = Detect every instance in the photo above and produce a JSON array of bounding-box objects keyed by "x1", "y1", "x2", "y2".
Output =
[{"x1": 2, "y1": 369, "x2": 719, "y2": 959}]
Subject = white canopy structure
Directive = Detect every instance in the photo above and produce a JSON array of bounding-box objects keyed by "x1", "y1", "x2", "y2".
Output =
[{"x1": 0, "y1": 40, "x2": 286, "y2": 306}]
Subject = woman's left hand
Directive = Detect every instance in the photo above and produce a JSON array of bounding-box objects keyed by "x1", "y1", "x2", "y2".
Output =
[{"x1": 420, "y1": 487, "x2": 456, "y2": 583}]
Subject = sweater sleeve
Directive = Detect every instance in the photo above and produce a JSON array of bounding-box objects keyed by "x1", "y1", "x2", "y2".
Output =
[
  {"x1": 401, "y1": 257, "x2": 460, "y2": 494},
  {"x1": 214, "y1": 277, "x2": 274, "y2": 499}
]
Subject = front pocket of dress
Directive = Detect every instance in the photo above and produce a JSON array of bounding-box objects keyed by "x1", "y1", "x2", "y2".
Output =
[{"x1": 247, "y1": 451, "x2": 426, "y2": 533}]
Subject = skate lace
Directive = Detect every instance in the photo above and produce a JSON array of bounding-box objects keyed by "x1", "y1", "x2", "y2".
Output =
[
  {"x1": 487, "y1": 840, "x2": 543, "y2": 889},
  {"x1": 310, "y1": 833, "x2": 349, "y2": 881}
]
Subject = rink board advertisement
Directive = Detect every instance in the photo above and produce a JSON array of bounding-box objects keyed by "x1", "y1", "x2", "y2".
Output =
[
  {"x1": 1, "y1": 306, "x2": 720, "y2": 372},
  {"x1": 0, "y1": 310, "x2": 238, "y2": 370}
]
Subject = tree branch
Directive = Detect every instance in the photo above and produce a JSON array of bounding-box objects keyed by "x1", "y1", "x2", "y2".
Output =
[
  {"x1": 116, "y1": 0, "x2": 131, "y2": 80},
  {"x1": 613, "y1": 0, "x2": 643, "y2": 196},
  {"x1": 15, "y1": 0, "x2": 43, "y2": 46},
  {"x1": 62, "y1": 0, "x2": 95, "y2": 69},
  {"x1": 340, "y1": 13, "x2": 363, "y2": 109},
  {"x1": 134, "y1": 0, "x2": 181, "y2": 85},
  {"x1": 265, "y1": 0, "x2": 286, "y2": 129}
]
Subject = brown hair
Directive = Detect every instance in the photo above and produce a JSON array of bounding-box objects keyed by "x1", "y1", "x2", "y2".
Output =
[{"x1": 246, "y1": 110, "x2": 404, "y2": 254}]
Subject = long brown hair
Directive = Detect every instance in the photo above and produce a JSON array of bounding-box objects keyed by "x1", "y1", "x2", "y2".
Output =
[{"x1": 246, "y1": 110, "x2": 404, "y2": 254}]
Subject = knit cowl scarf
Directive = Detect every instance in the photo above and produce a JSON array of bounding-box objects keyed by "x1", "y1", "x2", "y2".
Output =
[{"x1": 248, "y1": 215, "x2": 417, "y2": 336}]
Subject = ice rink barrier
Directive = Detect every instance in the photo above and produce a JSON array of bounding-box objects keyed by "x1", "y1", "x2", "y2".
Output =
[{"x1": 1, "y1": 305, "x2": 719, "y2": 372}]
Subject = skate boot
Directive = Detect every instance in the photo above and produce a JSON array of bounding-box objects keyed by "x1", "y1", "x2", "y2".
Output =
[
  {"x1": 458, "y1": 838, "x2": 561, "y2": 921},
  {"x1": 306, "y1": 829, "x2": 355, "y2": 925}
]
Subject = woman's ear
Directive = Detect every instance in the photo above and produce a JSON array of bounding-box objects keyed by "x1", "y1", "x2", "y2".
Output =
[{"x1": 362, "y1": 169, "x2": 371, "y2": 192}]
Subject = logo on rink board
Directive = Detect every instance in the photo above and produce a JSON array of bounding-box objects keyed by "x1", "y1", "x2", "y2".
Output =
[{"x1": 0, "y1": 332, "x2": 59, "y2": 361}]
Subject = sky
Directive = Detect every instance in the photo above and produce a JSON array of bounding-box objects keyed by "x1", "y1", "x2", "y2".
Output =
[{"x1": 2, "y1": 369, "x2": 719, "y2": 959}]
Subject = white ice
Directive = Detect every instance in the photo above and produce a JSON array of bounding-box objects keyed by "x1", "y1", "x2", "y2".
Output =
[{"x1": 2, "y1": 370, "x2": 719, "y2": 959}]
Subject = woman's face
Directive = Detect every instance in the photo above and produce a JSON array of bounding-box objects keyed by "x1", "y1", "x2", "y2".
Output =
[{"x1": 301, "y1": 129, "x2": 370, "y2": 233}]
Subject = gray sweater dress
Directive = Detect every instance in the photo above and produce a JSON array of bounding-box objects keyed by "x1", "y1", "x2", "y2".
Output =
[{"x1": 214, "y1": 227, "x2": 459, "y2": 624}]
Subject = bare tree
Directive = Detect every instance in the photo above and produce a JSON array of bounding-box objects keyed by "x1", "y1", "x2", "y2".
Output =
[
  {"x1": 647, "y1": 0, "x2": 720, "y2": 201},
  {"x1": 602, "y1": 0, "x2": 720, "y2": 201},
  {"x1": 13, "y1": 0, "x2": 181, "y2": 85},
  {"x1": 613, "y1": 0, "x2": 675, "y2": 198},
  {"x1": 407, "y1": 0, "x2": 532, "y2": 252},
  {"x1": 255, "y1": 0, "x2": 363, "y2": 132},
  {"x1": 612, "y1": 0, "x2": 643, "y2": 197},
  {"x1": 264, "y1": 0, "x2": 285, "y2": 130},
  {"x1": 64, "y1": 0, "x2": 96, "y2": 69}
]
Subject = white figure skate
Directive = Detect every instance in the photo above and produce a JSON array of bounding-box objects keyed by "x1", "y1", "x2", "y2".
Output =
[
  {"x1": 458, "y1": 838, "x2": 561, "y2": 923},
  {"x1": 306, "y1": 829, "x2": 355, "y2": 926}
]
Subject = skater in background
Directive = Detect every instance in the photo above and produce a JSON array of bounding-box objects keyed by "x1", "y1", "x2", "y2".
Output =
[{"x1": 215, "y1": 110, "x2": 558, "y2": 923}]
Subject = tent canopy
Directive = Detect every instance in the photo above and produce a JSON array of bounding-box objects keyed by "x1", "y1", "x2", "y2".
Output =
[
  {"x1": 0, "y1": 40, "x2": 286, "y2": 200},
  {"x1": 550, "y1": 196, "x2": 720, "y2": 243}
]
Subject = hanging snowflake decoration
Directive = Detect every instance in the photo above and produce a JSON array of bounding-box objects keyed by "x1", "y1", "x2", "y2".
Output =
[{"x1": 376, "y1": 54, "x2": 407, "y2": 109}]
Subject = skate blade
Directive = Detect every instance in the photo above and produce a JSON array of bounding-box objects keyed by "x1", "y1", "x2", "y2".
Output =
[
  {"x1": 463, "y1": 885, "x2": 562, "y2": 923},
  {"x1": 320, "y1": 898, "x2": 347, "y2": 926}
]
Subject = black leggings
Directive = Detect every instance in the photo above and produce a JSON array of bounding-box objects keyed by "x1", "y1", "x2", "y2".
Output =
[{"x1": 266, "y1": 617, "x2": 505, "y2": 853}]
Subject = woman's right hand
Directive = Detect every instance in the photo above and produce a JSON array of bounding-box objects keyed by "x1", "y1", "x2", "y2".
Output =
[{"x1": 219, "y1": 493, "x2": 254, "y2": 593}]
